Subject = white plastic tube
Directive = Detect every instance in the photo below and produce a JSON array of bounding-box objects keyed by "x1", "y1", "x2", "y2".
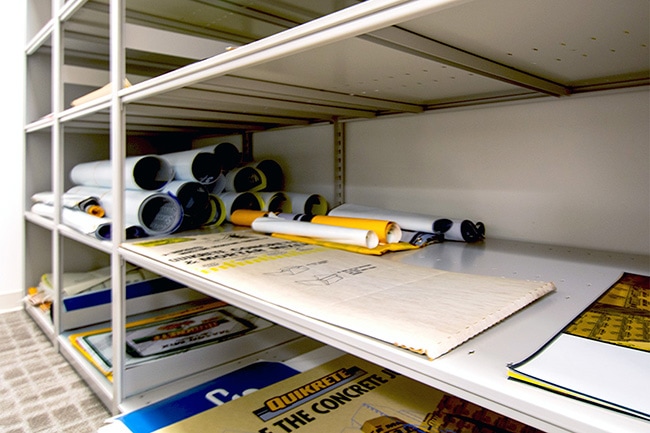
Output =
[
  {"x1": 251, "y1": 215, "x2": 379, "y2": 249},
  {"x1": 70, "y1": 155, "x2": 175, "y2": 191}
]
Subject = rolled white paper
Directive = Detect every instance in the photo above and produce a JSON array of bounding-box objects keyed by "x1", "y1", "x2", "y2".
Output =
[
  {"x1": 218, "y1": 191, "x2": 263, "y2": 222},
  {"x1": 212, "y1": 142, "x2": 241, "y2": 171},
  {"x1": 207, "y1": 173, "x2": 227, "y2": 195},
  {"x1": 31, "y1": 191, "x2": 104, "y2": 217},
  {"x1": 70, "y1": 155, "x2": 175, "y2": 191},
  {"x1": 443, "y1": 218, "x2": 486, "y2": 242},
  {"x1": 203, "y1": 194, "x2": 227, "y2": 227},
  {"x1": 284, "y1": 192, "x2": 328, "y2": 215},
  {"x1": 224, "y1": 166, "x2": 267, "y2": 192},
  {"x1": 161, "y1": 149, "x2": 221, "y2": 185},
  {"x1": 251, "y1": 215, "x2": 379, "y2": 249},
  {"x1": 329, "y1": 203, "x2": 484, "y2": 242},
  {"x1": 31, "y1": 202, "x2": 110, "y2": 238},
  {"x1": 257, "y1": 191, "x2": 291, "y2": 213},
  {"x1": 67, "y1": 186, "x2": 183, "y2": 236},
  {"x1": 328, "y1": 203, "x2": 451, "y2": 234},
  {"x1": 246, "y1": 159, "x2": 284, "y2": 191}
]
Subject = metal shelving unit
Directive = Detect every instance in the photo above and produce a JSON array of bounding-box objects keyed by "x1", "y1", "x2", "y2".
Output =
[{"x1": 23, "y1": 0, "x2": 649, "y2": 431}]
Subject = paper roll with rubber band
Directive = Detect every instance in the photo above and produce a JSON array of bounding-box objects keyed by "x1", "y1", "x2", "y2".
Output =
[
  {"x1": 70, "y1": 155, "x2": 174, "y2": 191},
  {"x1": 218, "y1": 191, "x2": 263, "y2": 222},
  {"x1": 328, "y1": 203, "x2": 485, "y2": 243},
  {"x1": 67, "y1": 186, "x2": 183, "y2": 237},
  {"x1": 284, "y1": 192, "x2": 328, "y2": 215},
  {"x1": 161, "y1": 149, "x2": 222, "y2": 185},
  {"x1": 162, "y1": 181, "x2": 213, "y2": 230}
]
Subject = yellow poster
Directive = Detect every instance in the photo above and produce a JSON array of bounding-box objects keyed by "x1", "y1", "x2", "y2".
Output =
[{"x1": 158, "y1": 354, "x2": 542, "y2": 433}]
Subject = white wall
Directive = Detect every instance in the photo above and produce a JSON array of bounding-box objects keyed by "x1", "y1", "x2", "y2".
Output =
[
  {"x1": 256, "y1": 88, "x2": 649, "y2": 256},
  {"x1": 0, "y1": 2, "x2": 26, "y2": 309}
]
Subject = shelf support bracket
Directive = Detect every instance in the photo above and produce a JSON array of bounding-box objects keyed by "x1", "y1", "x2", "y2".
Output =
[
  {"x1": 362, "y1": 26, "x2": 570, "y2": 97},
  {"x1": 241, "y1": 131, "x2": 254, "y2": 163}
]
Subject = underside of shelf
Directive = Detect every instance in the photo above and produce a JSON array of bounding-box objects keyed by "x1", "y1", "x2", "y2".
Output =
[{"x1": 40, "y1": 0, "x2": 647, "y2": 137}]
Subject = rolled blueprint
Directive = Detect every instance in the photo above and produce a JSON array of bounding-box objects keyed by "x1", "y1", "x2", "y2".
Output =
[
  {"x1": 212, "y1": 142, "x2": 241, "y2": 171},
  {"x1": 162, "y1": 180, "x2": 212, "y2": 230},
  {"x1": 224, "y1": 166, "x2": 267, "y2": 192},
  {"x1": 31, "y1": 202, "x2": 111, "y2": 239},
  {"x1": 284, "y1": 192, "x2": 328, "y2": 215},
  {"x1": 251, "y1": 214, "x2": 379, "y2": 249},
  {"x1": 310, "y1": 215, "x2": 402, "y2": 244},
  {"x1": 246, "y1": 159, "x2": 284, "y2": 191},
  {"x1": 218, "y1": 191, "x2": 263, "y2": 222},
  {"x1": 207, "y1": 173, "x2": 227, "y2": 195},
  {"x1": 202, "y1": 194, "x2": 227, "y2": 228},
  {"x1": 328, "y1": 203, "x2": 485, "y2": 243},
  {"x1": 160, "y1": 149, "x2": 221, "y2": 185},
  {"x1": 31, "y1": 191, "x2": 105, "y2": 217},
  {"x1": 70, "y1": 155, "x2": 175, "y2": 191},
  {"x1": 67, "y1": 186, "x2": 183, "y2": 236},
  {"x1": 257, "y1": 191, "x2": 291, "y2": 213}
]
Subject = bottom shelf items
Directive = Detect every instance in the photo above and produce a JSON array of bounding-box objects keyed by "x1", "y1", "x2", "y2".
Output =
[{"x1": 99, "y1": 351, "x2": 550, "y2": 433}]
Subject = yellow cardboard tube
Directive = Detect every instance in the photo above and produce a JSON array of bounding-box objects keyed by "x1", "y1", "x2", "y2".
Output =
[
  {"x1": 231, "y1": 209, "x2": 269, "y2": 227},
  {"x1": 311, "y1": 215, "x2": 402, "y2": 244}
]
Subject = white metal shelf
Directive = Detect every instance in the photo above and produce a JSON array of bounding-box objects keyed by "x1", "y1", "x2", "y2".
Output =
[
  {"x1": 22, "y1": 0, "x2": 649, "y2": 429},
  {"x1": 119, "y1": 233, "x2": 650, "y2": 433}
]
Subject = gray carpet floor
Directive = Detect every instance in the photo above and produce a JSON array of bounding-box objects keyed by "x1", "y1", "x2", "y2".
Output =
[{"x1": 0, "y1": 309, "x2": 111, "y2": 432}]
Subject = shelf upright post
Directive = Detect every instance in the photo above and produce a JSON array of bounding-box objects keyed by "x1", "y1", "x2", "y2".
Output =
[
  {"x1": 109, "y1": 0, "x2": 127, "y2": 414},
  {"x1": 333, "y1": 118, "x2": 345, "y2": 207},
  {"x1": 242, "y1": 131, "x2": 254, "y2": 163},
  {"x1": 50, "y1": 0, "x2": 64, "y2": 346}
]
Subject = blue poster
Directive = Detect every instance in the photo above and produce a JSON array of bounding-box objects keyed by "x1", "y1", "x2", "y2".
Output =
[{"x1": 118, "y1": 361, "x2": 299, "y2": 433}]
